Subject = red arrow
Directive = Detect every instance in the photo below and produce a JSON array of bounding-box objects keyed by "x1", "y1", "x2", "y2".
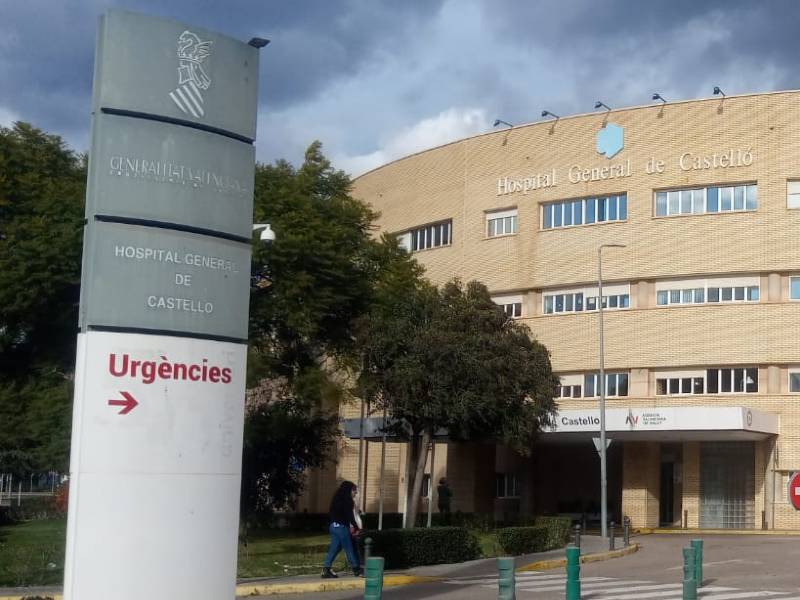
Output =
[{"x1": 108, "y1": 391, "x2": 138, "y2": 415}]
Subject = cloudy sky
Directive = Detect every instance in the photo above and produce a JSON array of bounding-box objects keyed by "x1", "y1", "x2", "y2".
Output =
[{"x1": 1, "y1": 0, "x2": 798, "y2": 176}]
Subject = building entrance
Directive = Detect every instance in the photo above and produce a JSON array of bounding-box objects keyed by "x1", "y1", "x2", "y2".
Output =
[
  {"x1": 700, "y1": 442, "x2": 755, "y2": 529},
  {"x1": 659, "y1": 444, "x2": 682, "y2": 526}
]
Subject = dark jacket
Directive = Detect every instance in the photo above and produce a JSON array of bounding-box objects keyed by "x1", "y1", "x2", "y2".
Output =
[{"x1": 330, "y1": 497, "x2": 357, "y2": 527}]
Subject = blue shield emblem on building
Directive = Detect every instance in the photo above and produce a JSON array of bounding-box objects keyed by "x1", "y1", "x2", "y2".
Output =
[{"x1": 596, "y1": 123, "x2": 624, "y2": 159}]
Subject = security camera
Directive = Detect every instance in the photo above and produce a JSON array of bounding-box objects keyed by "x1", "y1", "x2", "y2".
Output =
[{"x1": 252, "y1": 224, "x2": 275, "y2": 244}]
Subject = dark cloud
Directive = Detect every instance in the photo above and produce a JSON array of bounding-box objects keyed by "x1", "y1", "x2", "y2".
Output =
[{"x1": 0, "y1": 0, "x2": 444, "y2": 148}]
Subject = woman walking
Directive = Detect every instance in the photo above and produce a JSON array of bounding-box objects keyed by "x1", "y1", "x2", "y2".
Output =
[{"x1": 322, "y1": 481, "x2": 362, "y2": 578}]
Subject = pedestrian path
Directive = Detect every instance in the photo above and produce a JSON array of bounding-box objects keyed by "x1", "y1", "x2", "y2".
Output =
[{"x1": 443, "y1": 571, "x2": 800, "y2": 599}]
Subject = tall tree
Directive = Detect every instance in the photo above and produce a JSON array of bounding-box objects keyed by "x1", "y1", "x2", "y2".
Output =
[
  {"x1": 0, "y1": 123, "x2": 85, "y2": 474},
  {"x1": 357, "y1": 279, "x2": 559, "y2": 527},
  {"x1": 243, "y1": 141, "x2": 421, "y2": 515}
]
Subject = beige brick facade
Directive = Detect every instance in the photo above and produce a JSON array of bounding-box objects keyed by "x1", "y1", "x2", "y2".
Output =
[{"x1": 302, "y1": 91, "x2": 800, "y2": 529}]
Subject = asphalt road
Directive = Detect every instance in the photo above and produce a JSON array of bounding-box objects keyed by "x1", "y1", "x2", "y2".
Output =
[{"x1": 248, "y1": 534, "x2": 800, "y2": 600}]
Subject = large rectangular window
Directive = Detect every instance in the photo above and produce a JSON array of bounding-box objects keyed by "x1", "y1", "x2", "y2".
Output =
[
  {"x1": 406, "y1": 220, "x2": 452, "y2": 252},
  {"x1": 790, "y1": 277, "x2": 800, "y2": 300},
  {"x1": 544, "y1": 285, "x2": 630, "y2": 314},
  {"x1": 496, "y1": 474, "x2": 519, "y2": 498},
  {"x1": 657, "y1": 368, "x2": 758, "y2": 395},
  {"x1": 583, "y1": 373, "x2": 629, "y2": 398},
  {"x1": 542, "y1": 194, "x2": 627, "y2": 230},
  {"x1": 657, "y1": 278, "x2": 760, "y2": 307},
  {"x1": 788, "y1": 181, "x2": 800, "y2": 209},
  {"x1": 655, "y1": 184, "x2": 757, "y2": 217},
  {"x1": 493, "y1": 294, "x2": 523, "y2": 319},
  {"x1": 486, "y1": 209, "x2": 518, "y2": 237}
]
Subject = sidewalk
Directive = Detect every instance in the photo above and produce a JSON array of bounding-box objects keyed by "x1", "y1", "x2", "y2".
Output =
[{"x1": 0, "y1": 536, "x2": 636, "y2": 599}]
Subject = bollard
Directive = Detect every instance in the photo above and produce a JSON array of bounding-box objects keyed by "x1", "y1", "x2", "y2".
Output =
[
  {"x1": 565, "y1": 544, "x2": 581, "y2": 600},
  {"x1": 573, "y1": 524, "x2": 582, "y2": 550},
  {"x1": 497, "y1": 557, "x2": 516, "y2": 600},
  {"x1": 364, "y1": 537, "x2": 373, "y2": 564},
  {"x1": 623, "y1": 516, "x2": 630, "y2": 547},
  {"x1": 364, "y1": 556, "x2": 385, "y2": 600},
  {"x1": 609, "y1": 521, "x2": 615, "y2": 551},
  {"x1": 682, "y1": 546, "x2": 697, "y2": 600},
  {"x1": 691, "y1": 539, "x2": 703, "y2": 587}
]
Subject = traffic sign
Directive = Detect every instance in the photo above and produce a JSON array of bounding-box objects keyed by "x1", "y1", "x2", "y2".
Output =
[
  {"x1": 789, "y1": 472, "x2": 800, "y2": 511},
  {"x1": 593, "y1": 437, "x2": 613, "y2": 455}
]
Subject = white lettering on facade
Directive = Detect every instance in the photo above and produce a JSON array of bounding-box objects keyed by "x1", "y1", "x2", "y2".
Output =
[
  {"x1": 568, "y1": 159, "x2": 632, "y2": 184},
  {"x1": 496, "y1": 169, "x2": 557, "y2": 196},
  {"x1": 108, "y1": 155, "x2": 248, "y2": 197},
  {"x1": 679, "y1": 148, "x2": 753, "y2": 172}
]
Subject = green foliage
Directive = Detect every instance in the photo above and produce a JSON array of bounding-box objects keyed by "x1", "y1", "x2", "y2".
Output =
[
  {"x1": 244, "y1": 141, "x2": 422, "y2": 521},
  {"x1": 532, "y1": 516, "x2": 572, "y2": 548},
  {"x1": 360, "y1": 527, "x2": 481, "y2": 568},
  {"x1": 0, "y1": 123, "x2": 84, "y2": 475},
  {"x1": 240, "y1": 389, "x2": 339, "y2": 523},
  {"x1": 496, "y1": 526, "x2": 551, "y2": 555},
  {"x1": 356, "y1": 278, "x2": 559, "y2": 525}
]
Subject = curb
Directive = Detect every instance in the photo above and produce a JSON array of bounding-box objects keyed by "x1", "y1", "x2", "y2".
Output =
[
  {"x1": 0, "y1": 546, "x2": 641, "y2": 599},
  {"x1": 517, "y1": 542, "x2": 640, "y2": 572},
  {"x1": 235, "y1": 574, "x2": 440, "y2": 596},
  {"x1": 637, "y1": 528, "x2": 800, "y2": 536},
  {"x1": 0, "y1": 575, "x2": 441, "y2": 600}
]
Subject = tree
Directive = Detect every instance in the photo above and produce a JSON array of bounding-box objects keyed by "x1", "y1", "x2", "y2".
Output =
[
  {"x1": 0, "y1": 123, "x2": 85, "y2": 475},
  {"x1": 243, "y1": 141, "x2": 421, "y2": 515},
  {"x1": 357, "y1": 279, "x2": 559, "y2": 527}
]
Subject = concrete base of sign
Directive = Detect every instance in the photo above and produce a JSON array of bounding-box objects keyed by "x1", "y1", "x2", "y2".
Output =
[{"x1": 63, "y1": 331, "x2": 246, "y2": 600}]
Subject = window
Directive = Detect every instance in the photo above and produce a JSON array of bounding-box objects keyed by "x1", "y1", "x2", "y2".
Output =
[
  {"x1": 557, "y1": 384, "x2": 582, "y2": 398},
  {"x1": 543, "y1": 286, "x2": 630, "y2": 314},
  {"x1": 791, "y1": 277, "x2": 800, "y2": 300},
  {"x1": 405, "y1": 220, "x2": 452, "y2": 252},
  {"x1": 583, "y1": 373, "x2": 629, "y2": 397},
  {"x1": 788, "y1": 181, "x2": 800, "y2": 209},
  {"x1": 706, "y1": 368, "x2": 758, "y2": 394},
  {"x1": 542, "y1": 194, "x2": 627, "y2": 229},
  {"x1": 487, "y1": 209, "x2": 518, "y2": 237},
  {"x1": 493, "y1": 295, "x2": 523, "y2": 319},
  {"x1": 655, "y1": 184, "x2": 757, "y2": 217},
  {"x1": 496, "y1": 473, "x2": 518, "y2": 498},
  {"x1": 657, "y1": 279, "x2": 759, "y2": 307},
  {"x1": 789, "y1": 371, "x2": 800, "y2": 393},
  {"x1": 656, "y1": 373, "x2": 705, "y2": 395}
]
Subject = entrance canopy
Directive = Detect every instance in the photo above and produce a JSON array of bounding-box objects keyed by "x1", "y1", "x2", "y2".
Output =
[{"x1": 541, "y1": 406, "x2": 778, "y2": 443}]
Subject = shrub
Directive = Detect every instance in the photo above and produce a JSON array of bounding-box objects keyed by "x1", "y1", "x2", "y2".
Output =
[
  {"x1": 533, "y1": 516, "x2": 571, "y2": 548},
  {"x1": 496, "y1": 526, "x2": 550, "y2": 555},
  {"x1": 360, "y1": 527, "x2": 481, "y2": 568}
]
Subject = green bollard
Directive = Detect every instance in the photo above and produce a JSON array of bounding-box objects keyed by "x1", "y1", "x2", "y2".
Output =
[
  {"x1": 497, "y1": 557, "x2": 516, "y2": 600},
  {"x1": 691, "y1": 539, "x2": 703, "y2": 587},
  {"x1": 364, "y1": 556, "x2": 385, "y2": 600},
  {"x1": 566, "y1": 544, "x2": 581, "y2": 600},
  {"x1": 682, "y1": 547, "x2": 697, "y2": 600}
]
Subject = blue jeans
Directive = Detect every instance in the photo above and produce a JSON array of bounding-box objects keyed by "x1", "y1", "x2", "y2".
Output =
[{"x1": 323, "y1": 523, "x2": 359, "y2": 569}]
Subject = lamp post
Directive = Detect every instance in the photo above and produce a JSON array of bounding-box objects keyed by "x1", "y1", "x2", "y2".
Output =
[{"x1": 598, "y1": 243, "x2": 625, "y2": 539}]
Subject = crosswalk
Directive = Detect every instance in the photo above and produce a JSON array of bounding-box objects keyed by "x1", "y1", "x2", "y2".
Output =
[{"x1": 442, "y1": 571, "x2": 800, "y2": 599}]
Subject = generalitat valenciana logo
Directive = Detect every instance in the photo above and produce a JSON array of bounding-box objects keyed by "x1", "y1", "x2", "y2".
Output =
[{"x1": 169, "y1": 30, "x2": 213, "y2": 119}]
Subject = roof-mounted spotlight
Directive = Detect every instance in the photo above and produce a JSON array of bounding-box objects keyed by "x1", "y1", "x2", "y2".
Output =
[
  {"x1": 594, "y1": 101, "x2": 611, "y2": 112},
  {"x1": 252, "y1": 223, "x2": 275, "y2": 243},
  {"x1": 248, "y1": 37, "x2": 270, "y2": 48},
  {"x1": 493, "y1": 119, "x2": 513, "y2": 128},
  {"x1": 541, "y1": 110, "x2": 560, "y2": 120},
  {"x1": 713, "y1": 86, "x2": 726, "y2": 97},
  {"x1": 652, "y1": 93, "x2": 667, "y2": 104}
]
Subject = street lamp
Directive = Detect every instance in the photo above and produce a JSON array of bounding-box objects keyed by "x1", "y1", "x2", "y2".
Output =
[{"x1": 598, "y1": 243, "x2": 626, "y2": 539}]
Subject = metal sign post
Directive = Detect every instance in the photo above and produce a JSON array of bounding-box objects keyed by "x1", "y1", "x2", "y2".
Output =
[{"x1": 63, "y1": 11, "x2": 262, "y2": 600}]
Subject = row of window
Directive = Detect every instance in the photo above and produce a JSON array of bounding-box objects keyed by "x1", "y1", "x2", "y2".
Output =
[
  {"x1": 655, "y1": 184, "x2": 757, "y2": 216},
  {"x1": 395, "y1": 180, "x2": 800, "y2": 252},
  {"x1": 656, "y1": 286, "x2": 760, "y2": 305},
  {"x1": 656, "y1": 368, "x2": 758, "y2": 395},
  {"x1": 544, "y1": 292, "x2": 630, "y2": 314},
  {"x1": 556, "y1": 373, "x2": 630, "y2": 398},
  {"x1": 421, "y1": 472, "x2": 519, "y2": 498},
  {"x1": 557, "y1": 368, "x2": 800, "y2": 397},
  {"x1": 542, "y1": 194, "x2": 628, "y2": 230}
]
